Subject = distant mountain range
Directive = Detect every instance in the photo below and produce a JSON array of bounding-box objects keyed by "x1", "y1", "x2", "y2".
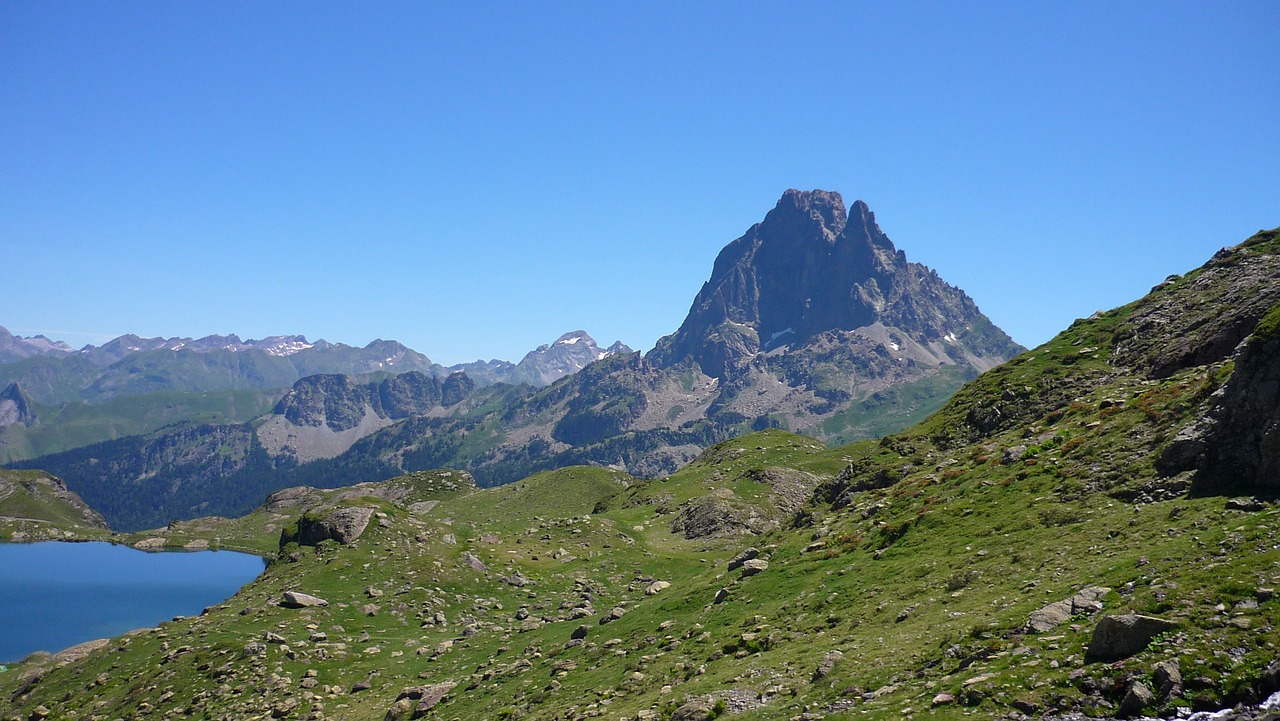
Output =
[
  {"x1": 9, "y1": 190, "x2": 1024, "y2": 530},
  {"x1": 0, "y1": 328, "x2": 629, "y2": 465}
]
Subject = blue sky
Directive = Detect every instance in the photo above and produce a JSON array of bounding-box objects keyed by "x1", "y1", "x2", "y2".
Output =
[{"x1": 3, "y1": 2, "x2": 1277, "y2": 365}]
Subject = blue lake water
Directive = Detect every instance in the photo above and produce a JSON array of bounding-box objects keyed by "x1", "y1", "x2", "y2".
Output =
[{"x1": 0, "y1": 541, "x2": 265, "y2": 663}]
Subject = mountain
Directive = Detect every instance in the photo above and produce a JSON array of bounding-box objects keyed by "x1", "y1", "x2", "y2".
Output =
[
  {"x1": 651, "y1": 190, "x2": 1018, "y2": 375},
  {"x1": 6, "y1": 228, "x2": 1280, "y2": 721},
  {"x1": 10, "y1": 191, "x2": 1023, "y2": 530},
  {"x1": 0, "y1": 332, "x2": 438, "y2": 406},
  {"x1": 0, "y1": 326, "x2": 75, "y2": 364},
  {"x1": 508, "y1": 331, "x2": 633, "y2": 386},
  {"x1": 444, "y1": 331, "x2": 633, "y2": 387}
]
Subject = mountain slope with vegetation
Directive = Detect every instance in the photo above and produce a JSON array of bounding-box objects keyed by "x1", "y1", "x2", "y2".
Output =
[{"x1": 3, "y1": 227, "x2": 1278, "y2": 721}]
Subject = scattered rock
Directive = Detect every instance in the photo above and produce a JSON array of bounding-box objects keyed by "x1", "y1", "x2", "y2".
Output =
[
  {"x1": 571, "y1": 625, "x2": 590, "y2": 640},
  {"x1": 670, "y1": 697, "x2": 717, "y2": 721},
  {"x1": 931, "y1": 693, "x2": 955, "y2": 706},
  {"x1": 1027, "y1": 586, "x2": 1111, "y2": 632},
  {"x1": 1225, "y1": 497, "x2": 1267, "y2": 512},
  {"x1": 500, "y1": 572, "x2": 531, "y2": 587},
  {"x1": 1086, "y1": 614, "x2": 1177, "y2": 662},
  {"x1": 281, "y1": 591, "x2": 328, "y2": 608},
  {"x1": 713, "y1": 588, "x2": 730, "y2": 604},
  {"x1": 740, "y1": 559, "x2": 769, "y2": 577},
  {"x1": 600, "y1": 606, "x2": 626, "y2": 625}
]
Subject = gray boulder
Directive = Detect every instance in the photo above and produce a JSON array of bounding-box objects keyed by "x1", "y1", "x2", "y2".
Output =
[
  {"x1": 1118, "y1": 680, "x2": 1155, "y2": 717},
  {"x1": 1086, "y1": 614, "x2": 1176, "y2": 662},
  {"x1": 281, "y1": 591, "x2": 328, "y2": 608}
]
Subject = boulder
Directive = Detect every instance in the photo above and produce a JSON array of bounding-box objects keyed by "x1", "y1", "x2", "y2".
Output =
[
  {"x1": 1118, "y1": 680, "x2": 1155, "y2": 718},
  {"x1": 461, "y1": 552, "x2": 489, "y2": 573},
  {"x1": 1026, "y1": 586, "x2": 1111, "y2": 632},
  {"x1": 740, "y1": 559, "x2": 769, "y2": 577},
  {"x1": 1086, "y1": 614, "x2": 1176, "y2": 662},
  {"x1": 292, "y1": 506, "x2": 375, "y2": 545},
  {"x1": 645, "y1": 581, "x2": 671, "y2": 596},
  {"x1": 1154, "y1": 659, "x2": 1182, "y2": 698},
  {"x1": 670, "y1": 698, "x2": 717, "y2": 721},
  {"x1": 727, "y1": 547, "x2": 760, "y2": 570},
  {"x1": 280, "y1": 591, "x2": 328, "y2": 608}
]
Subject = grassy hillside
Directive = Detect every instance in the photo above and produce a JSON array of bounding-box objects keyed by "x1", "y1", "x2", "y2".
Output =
[
  {"x1": 0, "y1": 388, "x2": 283, "y2": 465},
  {"x1": 0, "y1": 469, "x2": 109, "y2": 542},
  {"x1": 3, "y1": 230, "x2": 1280, "y2": 720}
]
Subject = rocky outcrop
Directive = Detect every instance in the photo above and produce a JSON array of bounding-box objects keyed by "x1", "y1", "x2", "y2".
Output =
[
  {"x1": 288, "y1": 506, "x2": 375, "y2": 546},
  {"x1": 1193, "y1": 304, "x2": 1280, "y2": 491},
  {"x1": 1111, "y1": 230, "x2": 1280, "y2": 378},
  {"x1": 0, "y1": 382, "x2": 36, "y2": 427}
]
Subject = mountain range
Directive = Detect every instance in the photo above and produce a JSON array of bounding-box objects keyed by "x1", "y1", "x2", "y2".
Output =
[
  {"x1": 3, "y1": 224, "x2": 1278, "y2": 721},
  {"x1": 7, "y1": 190, "x2": 1024, "y2": 530},
  {"x1": 0, "y1": 328, "x2": 630, "y2": 465}
]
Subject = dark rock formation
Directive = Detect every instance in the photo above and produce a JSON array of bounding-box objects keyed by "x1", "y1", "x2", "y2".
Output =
[{"x1": 1194, "y1": 305, "x2": 1280, "y2": 491}]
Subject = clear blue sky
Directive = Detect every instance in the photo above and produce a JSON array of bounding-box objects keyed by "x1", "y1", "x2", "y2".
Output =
[{"x1": 3, "y1": 2, "x2": 1277, "y2": 365}]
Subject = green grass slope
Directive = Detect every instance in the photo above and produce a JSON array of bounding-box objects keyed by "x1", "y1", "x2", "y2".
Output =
[{"x1": 0, "y1": 469, "x2": 110, "y2": 542}]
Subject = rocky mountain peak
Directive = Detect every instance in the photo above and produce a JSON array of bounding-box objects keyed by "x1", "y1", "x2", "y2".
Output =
[
  {"x1": 0, "y1": 326, "x2": 76, "y2": 363},
  {"x1": 650, "y1": 189, "x2": 1020, "y2": 378}
]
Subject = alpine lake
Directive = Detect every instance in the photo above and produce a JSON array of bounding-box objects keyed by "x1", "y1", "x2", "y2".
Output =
[{"x1": 0, "y1": 541, "x2": 265, "y2": 664}]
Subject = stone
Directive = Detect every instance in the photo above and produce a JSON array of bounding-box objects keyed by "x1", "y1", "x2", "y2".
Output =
[
  {"x1": 1225, "y1": 497, "x2": 1267, "y2": 512},
  {"x1": 931, "y1": 693, "x2": 955, "y2": 706},
  {"x1": 571, "y1": 624, "x2": 590, "y2": 640},
  {"x1": 281, "y1": 591, "x2": 329, "y2": 608},
  {"x1": 1086, "y1": 614, "x2": 1177, "y2": 662},
  {"x1": 670, "y1": 697, "x2": 716, "y2": 721},
  {"x1": 713, "y1": 588, "x2": 730, "y2": 604},
  {"x1": 1154, "y1": 659, "x2": 1182, "y2": 698},
  {"x1": 600, "y1": 606, "x2": 626, "y2": 625},
  {"x1": 727, "y1": 547, "x2": 760, "y2": 570},
  {"x1": 500, "y1": 572, "x2": 531, "y2": 587},
  {"x1": 461, "y1": 552, "x2": 489, "y2": 573},
  {"x1": 645, "y1": 581, "x2": 671, "y2": 596},
  {"x1": 1118, "y1": 680, "x2": 1155, "y2": 718},
  {"x1": 1027, "y1": 586, "x2": 1111, "y2": 632},
  {"x1": 812, "y1": 650, "x2": 843, "y2": 682},
  {"x1": 740, "y1": 559, "x2": 769, "y2": 577}
]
